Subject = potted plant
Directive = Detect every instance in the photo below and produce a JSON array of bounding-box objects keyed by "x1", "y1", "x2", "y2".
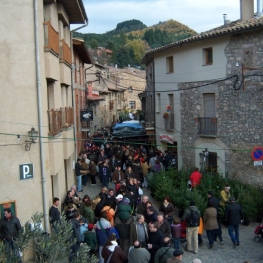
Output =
[{"x1": 163, "y1": 112, "x2": 169, "y2": 119}]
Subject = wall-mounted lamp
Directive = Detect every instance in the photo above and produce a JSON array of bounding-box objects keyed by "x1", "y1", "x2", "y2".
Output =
[
  {"x1": 25, "y1": 127, "x2": 38, "y2": 151},
  {"x1": 128, "y1": 86, "x2": 133, "y2": 92}
]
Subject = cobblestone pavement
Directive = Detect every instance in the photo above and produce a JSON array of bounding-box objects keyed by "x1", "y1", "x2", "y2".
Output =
[{"x1": 80, "y1": 180, "x2": 263, "y2": 263}]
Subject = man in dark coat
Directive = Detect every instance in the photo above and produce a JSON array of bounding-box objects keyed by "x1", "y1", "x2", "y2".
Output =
[
  {"x1": 49, "y1": 197, "x2": 60, "y2": 224},
  {"x1": 99, "y1": 162, "x2": 111, "y2": 188},
  {"x1": 0, "y1": 208, "x2": 22, "y2": 259},
  {"x1": 224, "y1": 196, "x2": 244, "y2": 247},
  {"x1": 147, "y1": 221, "x2": 164, "y2": 263},
  {"x1": 69, "y1": 211, "x2": 83, "y2": 262},
  {"x1": 137, "y1": 195, "x2": 149, "y2": 218}
]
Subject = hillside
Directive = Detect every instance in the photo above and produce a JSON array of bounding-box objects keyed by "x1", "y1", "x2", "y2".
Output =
[{"x1": 73, "y1": 19, "x2": 197, "y2": 68}]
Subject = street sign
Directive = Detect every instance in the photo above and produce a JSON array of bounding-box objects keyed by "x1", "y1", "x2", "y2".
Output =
[
  {"x1": 251, "y1": 146, "x2": 263, "y2": 161},
  {"x1": 19, "y1": 163, "x2": 34, "y2": 180},
  {"x1": 254, "y1": 160, "x2": 262, "y2": 166}
]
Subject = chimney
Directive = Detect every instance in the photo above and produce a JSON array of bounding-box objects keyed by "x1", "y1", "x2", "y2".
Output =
[
  {"x1": 223, "y1": 14, "x2": 231, "y2": 25},
  {"x1": 240, "y1": 0, "x2": 254, "y2": 21},
  {"x1": 257, "y1": 0, "x2": 263, "y2": 17},
  {"x1": 87, "y1": 82, "x2": 93, "y2": 97}
]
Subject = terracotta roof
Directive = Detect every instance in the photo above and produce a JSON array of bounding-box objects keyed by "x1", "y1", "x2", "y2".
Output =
[
  {"x1": 141, "y1": 16, "x2": 263, "y2": 63},
  {"x1": 105, "y1": 49, "x2": 113, "y2": 54},
  {"x1": 73, "y1": 38, "x2": 93, "y2": 64},
  {"x1": 87, "y1": 95, "x2": 104, "y2": 101}
]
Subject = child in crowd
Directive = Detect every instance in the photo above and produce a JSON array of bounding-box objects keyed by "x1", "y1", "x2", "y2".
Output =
[
  {"x1": 79, "y1": 219, "x2": 88, "y2": 242},
  {"x1": 171, "y1": 217, "x2": 182, "y2": 249},
  {"x1": 84, "y1": 224, "x2": 97, "y2": 256}
]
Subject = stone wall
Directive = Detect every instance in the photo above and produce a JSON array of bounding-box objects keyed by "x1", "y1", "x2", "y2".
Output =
[{"x1": 179, "y1": 29, "x2": 263, "y2": 184}]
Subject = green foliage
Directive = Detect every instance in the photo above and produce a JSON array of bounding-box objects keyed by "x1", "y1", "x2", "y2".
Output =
[
  {"x1": 73, "y1": 19, "x2": 197, "y2": 68},
  {"x1": 0, "y1": 213, "x2": 97, "y2": 263},
  {"x1": 150, "y1": 169, "x2": 262, "y2": 220},
  {"x1": 90, "y1": 39, "x2": 99, "y2": 49},
  {"x1": 114, "y1": 19, "x2": 147, "y2": 34}
]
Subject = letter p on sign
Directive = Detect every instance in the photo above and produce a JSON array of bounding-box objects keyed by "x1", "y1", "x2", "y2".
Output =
[{"x1": 19, "y1": 163, "x2": 34, "y2": 180}]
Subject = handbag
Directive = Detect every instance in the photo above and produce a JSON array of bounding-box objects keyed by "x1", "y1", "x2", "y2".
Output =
[{"x1": 106, "y1": 248, "x2": 115, "y2": 263}]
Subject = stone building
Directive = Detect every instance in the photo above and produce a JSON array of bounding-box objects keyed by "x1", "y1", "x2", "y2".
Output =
[
  {"x1": 142, "y1": 0, "x2": 263, "y2": 183},
  {"x1": 108, "y1": 67, "x2": 146, "y2": 115}
]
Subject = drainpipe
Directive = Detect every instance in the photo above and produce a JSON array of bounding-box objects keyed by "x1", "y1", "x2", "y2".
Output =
[
  {"x1": 152, "y1": 61, "x2": 156, "y2": 147},
  {"x1": 33, "y1": 0, "x2": 48, "y2": 231},
  {"x1": 257, "y1": 0, "x2": 263, "y2": 17},
  {"x1": 70, "y1": 20, "x2": 89, "y2": 159}
]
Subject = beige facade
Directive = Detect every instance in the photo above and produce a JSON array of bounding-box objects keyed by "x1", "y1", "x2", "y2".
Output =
[{"x1": 0, "y1": 0, "x2": 87, "y2": 238}]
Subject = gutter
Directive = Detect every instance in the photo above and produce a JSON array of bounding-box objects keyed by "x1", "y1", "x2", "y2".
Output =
[{"x1": 33, "y1": 0, "x2": 49, "y2": 231}]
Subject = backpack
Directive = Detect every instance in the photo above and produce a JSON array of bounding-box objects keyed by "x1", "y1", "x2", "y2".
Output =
[{"x1": 188, "y1": 209, "x2": 200, "y2": 227}]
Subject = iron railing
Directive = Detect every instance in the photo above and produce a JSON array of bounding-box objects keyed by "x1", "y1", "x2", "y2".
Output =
[{"x1": 198, "y1": 117, "x2": 217, "y2": 136}]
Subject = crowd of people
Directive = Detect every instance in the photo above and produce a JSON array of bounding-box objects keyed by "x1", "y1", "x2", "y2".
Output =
[{"x1": 48, "y1": 141, "x2": 248, "y2": 263}]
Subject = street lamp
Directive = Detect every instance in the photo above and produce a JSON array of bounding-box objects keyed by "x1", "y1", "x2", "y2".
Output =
[{"x1": 25, "y1": 127, "x2": 38, "y2": 151}]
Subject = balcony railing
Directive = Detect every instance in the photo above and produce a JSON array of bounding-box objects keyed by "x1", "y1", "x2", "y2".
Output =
[
  {"x1": 109, "y1": 101, "x2": 114, "y2": 110},
  {"x1": 164, "y1": 113, "x2": 175, "y2": 130},
  {"x1": 198, "y1": 117, "x2": 217, "y2": 136},
  {"x1": 60, "y1": 39, "x2": 72, "y2": 65},
  {"x1": 61, "y1": 107, "x2": 74, "y2": 128},
  {"x1": 47, "y1": 109, "x2": 63, "y2": 136},
  {"x1": 43, "y1": 22, "x2": 59, "y2": 55}
]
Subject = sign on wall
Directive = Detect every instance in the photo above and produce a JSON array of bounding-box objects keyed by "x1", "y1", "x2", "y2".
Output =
[
  {"x1": 81, "y1": 110, "x2": 93, "y2": 121},
  {"x1": 159, "y1": 133, "x2": 174, "y2": 144},
  {"x1": 0, "y1": 200, "x2": 17, "y2": 219},
  {"x1": 251, "y1": 146, "x2": 263, "y2": 161},
  {"x1": 19, "y1": 163, "x2": 34, "y2": 180}
]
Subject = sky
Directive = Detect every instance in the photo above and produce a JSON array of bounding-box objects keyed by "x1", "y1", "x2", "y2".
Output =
[{"x1": 75, "y1": 0, "x2": 259, "y2": 34}]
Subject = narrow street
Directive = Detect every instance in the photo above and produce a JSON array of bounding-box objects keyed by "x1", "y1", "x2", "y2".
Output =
[{"x1": 79, "y1": 180, "x2": 262, "y2": 263}]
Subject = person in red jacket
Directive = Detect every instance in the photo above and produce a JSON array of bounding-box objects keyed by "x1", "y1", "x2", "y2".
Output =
[{"x1": 189, "y1": 168, "x2": 202, "y2": 188}]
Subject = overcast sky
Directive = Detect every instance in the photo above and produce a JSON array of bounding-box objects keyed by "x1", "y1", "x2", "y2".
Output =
[{"x1": 77, "y1": 0, "x2": 259, "y2": 34}]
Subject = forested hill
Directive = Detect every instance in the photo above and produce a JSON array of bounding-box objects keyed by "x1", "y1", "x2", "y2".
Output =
[{"x1": 73, "y1": 19, "x2": 196, "y2": 68}]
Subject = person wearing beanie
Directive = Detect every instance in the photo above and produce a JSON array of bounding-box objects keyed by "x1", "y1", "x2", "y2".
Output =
[
  {"x1": 182, "y1": 201, "x2": 201, "y2": 254},
  {"x1": 166, "y1": 249, "x2": 184, "y2": 263}
]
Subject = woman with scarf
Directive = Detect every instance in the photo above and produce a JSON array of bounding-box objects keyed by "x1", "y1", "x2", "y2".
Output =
[{"x1": 102, "y1": 233, "x2": 128, "y2": 263}]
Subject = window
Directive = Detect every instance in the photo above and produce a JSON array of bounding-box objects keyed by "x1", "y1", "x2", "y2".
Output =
[
  {"x1": 129, "y1": 101, "x2": 136, "y2": 109},
  {"x1": 203, "y1": 47, "x2": 213, "y2": 65},
  {"x1": 198, "y1": 93, "x2": 217, "y2": 136},
  {"x1": 166, "y1": 56, "x2": 174, "y2": 73},
  {"x1": 165, "y1": 94, "x2": 175, "y2": 130},
  {"x1": 156, "y1": 93, "x2": 161, "y2": 112}
]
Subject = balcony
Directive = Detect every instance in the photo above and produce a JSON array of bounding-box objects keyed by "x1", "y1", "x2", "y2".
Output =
[
  {"x1": 61, "y1": 107, "x2": 74, "y2": 128},
  {"x1": 198, "y1": 117, "x2": 217, "y2": 136},
  {"x1": 60, "y1": 39, "x2": 72, "y2": 65},
  {"x1": 109, "y1": 101, "x2": 114, "y2": 111},
  {"x1": 48, "y1": 107, "x2": 74, "y2": 136},
  {"x1": 44, "y1": 22, "x2": 59, "y2": 55},
  {"x1": 47, "y1": 109, "x2": 63, "y2": 136},
  {"x1": 164, "y1": 113, "x2": 175, "y2": 130}
]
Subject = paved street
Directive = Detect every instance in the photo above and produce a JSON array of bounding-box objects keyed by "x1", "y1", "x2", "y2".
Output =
[{"x1": 79, "y1": 180, "x2": 263, "y2": 263}]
